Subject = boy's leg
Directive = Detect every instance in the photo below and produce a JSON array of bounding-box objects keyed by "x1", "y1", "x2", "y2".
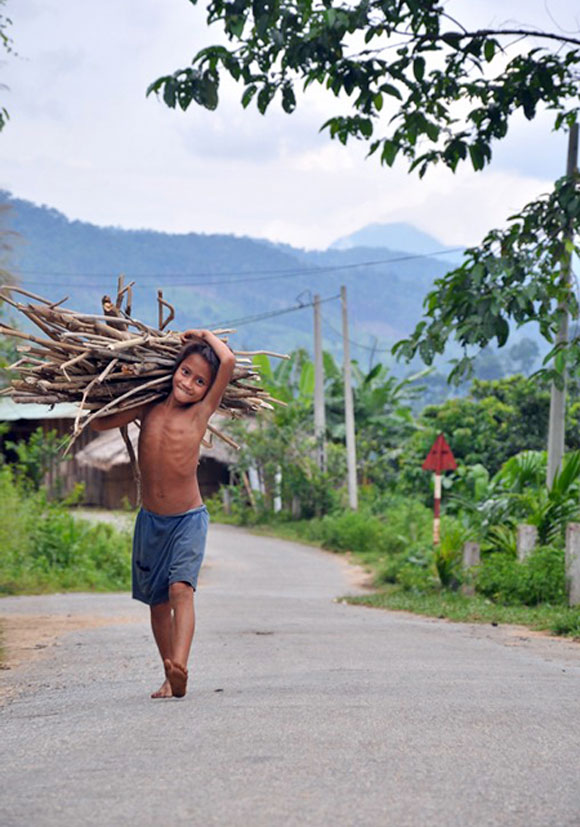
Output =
[
  {"x1": 168, "y1": 581, "x2": 195, "y2": 667},
  {"x1": 162, "y1": 582, "x2": 195, "y2": 698},
  {"x1": 150, "y1": 601, "x2": 173, "y2": 698}
]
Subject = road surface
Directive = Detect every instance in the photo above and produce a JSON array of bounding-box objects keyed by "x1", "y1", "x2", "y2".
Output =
[{"x1": 1, "y1": 523, "x2": 579, "y2": 826}]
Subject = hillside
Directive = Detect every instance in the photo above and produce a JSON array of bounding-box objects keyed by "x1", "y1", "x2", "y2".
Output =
[
  {"x1": 0, "y1": 192, "x2": 454, "y2": 360},
  {"x1": 0, "y1": 193, "x2": 547, "y2": 387}
]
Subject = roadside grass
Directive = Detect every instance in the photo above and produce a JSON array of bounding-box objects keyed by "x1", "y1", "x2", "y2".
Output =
[
  {"x1": 0, "y1": 468, "x2": 132, "y2": 596},
  {"x1": 345, "y1": 587, "x2": 580, "y2": 637},
  {"x1": 242, "y1": 519, "x2": 580, "y2": 640}
]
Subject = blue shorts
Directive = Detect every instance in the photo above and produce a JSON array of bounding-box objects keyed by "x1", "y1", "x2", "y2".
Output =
[{"x1": 132, "y1": 505, "x2": 209, "y2": 606}]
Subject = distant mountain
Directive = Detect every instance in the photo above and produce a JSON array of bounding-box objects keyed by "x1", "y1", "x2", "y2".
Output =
[
  {"x1": 0, "y1": 193, "x2": 544, "y2": 382},
  {"x1": 0, "y1": 192, "x2": 459, "y2": 361},
  {"x1": 331, "y1": 222, "x2": 463, "y2": 263}
]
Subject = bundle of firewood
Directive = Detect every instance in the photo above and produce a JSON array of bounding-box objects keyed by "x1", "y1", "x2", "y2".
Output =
[{"x1": 0, "y1": 280, "x2": 286, "y2": 451}]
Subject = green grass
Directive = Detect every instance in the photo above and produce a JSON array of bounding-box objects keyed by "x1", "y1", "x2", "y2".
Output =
[{"x1": 345, "y1": 587, "x2": 580, "y2": 638}]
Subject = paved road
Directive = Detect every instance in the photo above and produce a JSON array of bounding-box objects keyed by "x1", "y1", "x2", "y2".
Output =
[{"x1": 1, "y1": 524, "x2": 580, "y2": 827}]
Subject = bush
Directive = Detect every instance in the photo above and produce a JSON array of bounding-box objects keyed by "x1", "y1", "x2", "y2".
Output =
[
  {"x1": 476, "y1": 545, "x2": 566, "y2": 606},
  {"x1": 433, "y1": 518, "x2": 473, "y2": 589},
  {"x1": 316, "y1": 510, "x2": 386, "y2": 553},
  {"x1": 0, "y1": 466, "x2": 132, "y2": 595}
]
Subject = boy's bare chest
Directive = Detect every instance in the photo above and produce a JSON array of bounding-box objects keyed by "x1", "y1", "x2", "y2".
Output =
[{"x1": 139, "y1": 409, "x2": 203, "y2": 460}]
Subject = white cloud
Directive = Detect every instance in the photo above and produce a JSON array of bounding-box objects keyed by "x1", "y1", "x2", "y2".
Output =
[{"x1": 0, "y1": 0, "x2": 576, "y2": 250}]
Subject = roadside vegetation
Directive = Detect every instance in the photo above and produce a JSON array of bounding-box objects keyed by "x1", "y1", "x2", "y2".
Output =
[
  {"x1": 205, "y1": 351, "x2": 580, "y2": 639},
  {"x1": 1, "y1": 350, "x2": 579, "y2": 639},
  {"x1": 0, "y1": 451, "x2": 131, "y2": 595}
]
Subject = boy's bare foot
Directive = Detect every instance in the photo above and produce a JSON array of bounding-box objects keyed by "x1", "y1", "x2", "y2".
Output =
[
  {"x1": 163, "y1": 658, "x2": 188, "y2": 698},
  {"x1": 151, "y1": 679, "x2": 173, "y2": 699}
]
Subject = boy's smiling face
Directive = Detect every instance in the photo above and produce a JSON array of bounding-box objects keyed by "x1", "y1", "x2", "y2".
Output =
[{"x1": 172, "y1": 353, "x2": 213, "y2": 406}]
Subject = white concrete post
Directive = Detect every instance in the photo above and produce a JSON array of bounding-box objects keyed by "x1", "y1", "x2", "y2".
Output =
[
  {"x1": 463, "y1": 542, "x2": 481, "y2": 569},
  {"x1": 274, "y1": 466, "x2": 282, "y2": 513},
  {"x1": 461, "y1": 542, "x2": 480, "y2": 595},
  {"x1": 221, "y1": 487, "x2": 232, "y2": 516},
  {"x1": 565, "y1": 523, "x2": 580, "y2": 606},
  {"x1": 517, "y1": 524, "x2": 538, "y2": 562}
]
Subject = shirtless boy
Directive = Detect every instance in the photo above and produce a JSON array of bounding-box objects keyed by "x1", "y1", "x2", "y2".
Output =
[{"x1": 91, "y1": 329, "x2": 236, "y2": 698}]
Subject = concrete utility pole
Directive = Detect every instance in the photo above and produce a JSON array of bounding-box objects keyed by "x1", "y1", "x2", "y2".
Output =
[
  {"x1": 341, "y1": 285, "x2": 358, "y2": 510},
  {"x1": 547, "y1": 123, "x2": 579, "y2": 488},
  {"x1": 313, "y1": 294, "x2": 326, "y2": 472}
]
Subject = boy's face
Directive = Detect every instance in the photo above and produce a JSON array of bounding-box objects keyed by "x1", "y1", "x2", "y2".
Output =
[{"x1": 172, "y1": 353, "x2": 213, "y2": 406}]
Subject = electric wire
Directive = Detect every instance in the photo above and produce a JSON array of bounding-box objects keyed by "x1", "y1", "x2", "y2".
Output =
[
  {"x1": 209, "y1": 293, "x2": 340, "y2": 329},
  {"x1": 320, "y1": 311, "x2": 392, "y2": 354},
  {"x1": 10, "y1": 247, "x2": 464, "y2": 289}
]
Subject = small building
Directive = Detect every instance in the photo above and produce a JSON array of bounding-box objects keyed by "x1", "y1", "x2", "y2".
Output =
[
  {"x1": 0, "y1": 398, "x2": 86, "y2": 444},
  {"x1": 0, "y1": 399, "x2": 236, "y2": 508}
]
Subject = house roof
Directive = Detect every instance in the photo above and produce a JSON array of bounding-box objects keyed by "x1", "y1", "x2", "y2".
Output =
[
  {"x1": 75, "y1": 421, "x2": 239, "y2": 472},
  {"x1": 0, "y1": 398, "x2": 80, "y2": 421}
]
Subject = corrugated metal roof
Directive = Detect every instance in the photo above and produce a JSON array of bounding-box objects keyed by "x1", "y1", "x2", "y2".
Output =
[{"x1": 0, "y1": 398, "x2": 80, "y2": 421}]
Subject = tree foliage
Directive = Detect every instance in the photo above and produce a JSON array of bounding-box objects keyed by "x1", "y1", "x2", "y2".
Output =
[
  {"x1": 393, "y1": 174, "x2": 580, "y2": 384},
  {"x1": 149, "y1": 1, "x2": 580, "y2": 379},
  {"x1": 149, "y1": 1, "x2": 580, "y2": 177}
]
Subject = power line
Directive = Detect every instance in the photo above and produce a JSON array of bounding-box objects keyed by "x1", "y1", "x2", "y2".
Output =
[
  {"x1": 11, "y1": 247, "x2": 464, "y2": 289},
  {"x1": 320, "y1": 312, "x2": 391, "y2": 354},
  {"x1": 210, "y1": 293, "x2": 340, "y2": 329}
]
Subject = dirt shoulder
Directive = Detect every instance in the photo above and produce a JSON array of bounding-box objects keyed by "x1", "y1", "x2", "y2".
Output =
[
  {"x1": 0, "y1": 596, "x2": 144, "y2": 703},
  {"x1": 0, "y1": 613, "x2": 140, "y2": 672}
]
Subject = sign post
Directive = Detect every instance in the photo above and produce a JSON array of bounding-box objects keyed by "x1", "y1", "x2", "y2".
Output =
[{"x1": 422, "y1": 433, "x2": 457, "y2": 545}]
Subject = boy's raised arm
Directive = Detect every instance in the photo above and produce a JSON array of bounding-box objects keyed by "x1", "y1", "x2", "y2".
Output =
[{"x1": 181, "y1": 329, "x2": 236, "y2": 419}]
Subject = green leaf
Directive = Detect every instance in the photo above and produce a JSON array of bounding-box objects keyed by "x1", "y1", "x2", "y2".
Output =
[
  {"x1": 322, "y1": 350, "x2": 340, "y2": 380},
  {"x1": 162, "y1": 79, "x2": 177, "y2": 109},
  {"x1": 253, "y1": 354, "x2": 274, "y2": 382},
  {"x1": 380, "y1": 83, "x2": 402, "y2": 100},
  {"x1": 257, "y1": 84, "x2": 275, "y2": 114},
  {"x1": 282, "y1": 84, "x2": 296, "y2": 113},
  {"x1": 413, "y1": 57, "x2": 425, "y2": 82},
  {"x1": 228, "y1": 17, "x2": 246, "y2": 38},
  {"x1": 484, "y1": 39, "x2": 495, "y2": 62},
  {"x1": 202, "y1": 75, "x2": 219, "y2": 110},
  {"x1": 381, "y1": 139, "x2": 398, "y2": 166},
  {"x1": 469, "y1": 143, "x2": 485, "y2": 171},
  {"x1": 494, "y1": 316, "x2": 509, "y2": 347},
  {"x1": 358, "y1": 118, "x2": 373, "y2": 138},
  {"x1": 298, "y1": 361, "x2": 315, "y2": 397},
  {"x1": 241, "y1": 84, "x2": 258, "y2": 108},
  {"x1": 374, "y1": 92, "x2": 383, "y2": 111},
  {"x1": 424, "y1": 120, "x2": 439, "y2": 142}
]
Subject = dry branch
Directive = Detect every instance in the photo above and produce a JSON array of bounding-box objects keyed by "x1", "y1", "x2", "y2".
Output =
[{"x1": 0, "y1": 284, "x2": 287, "y2": 452}]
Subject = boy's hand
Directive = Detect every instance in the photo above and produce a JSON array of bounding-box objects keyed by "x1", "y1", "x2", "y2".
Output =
[{"x1": 180, "y1": 329, "x2": 206, "y2": 344}]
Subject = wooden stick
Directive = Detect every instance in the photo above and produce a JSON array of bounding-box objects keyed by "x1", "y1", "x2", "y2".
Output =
[
  {"x1": 157, "y1": 290, "x2": 175, "y2": 331},
  {"x1": 0, "y1": 285, "x2": 55, "y2": 305},
  {"x1": 233, "y1": 350, "x2": 291, "y2": 360},
  {"x1": 207, "y1": 422, "x2": 240, "y2": 450}
]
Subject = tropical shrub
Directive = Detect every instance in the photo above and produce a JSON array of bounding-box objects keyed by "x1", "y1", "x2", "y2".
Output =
[{"x1": 477, "y1": 546, "x2": 566, "y2": 606}]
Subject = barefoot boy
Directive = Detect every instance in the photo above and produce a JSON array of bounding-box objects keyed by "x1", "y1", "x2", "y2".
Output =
[{"x1": 91, "y1": 329, "x2": 236, "y2": 698}]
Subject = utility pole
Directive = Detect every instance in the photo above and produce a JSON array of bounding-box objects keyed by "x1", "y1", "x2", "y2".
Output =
[
  {"x1": 313, "y1": 294, "x2": 326, "y2": 471},
  {"x1": 547, "y1": 123, "x2": 579, "y2": 488},
  {"x1": 341, "y1": 285, "x2": 358, "y2": 509}
]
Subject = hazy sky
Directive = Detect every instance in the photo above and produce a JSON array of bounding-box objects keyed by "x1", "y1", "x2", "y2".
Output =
[{"x1": 0, "y1": 0, "x2": 577, "y2": 250}]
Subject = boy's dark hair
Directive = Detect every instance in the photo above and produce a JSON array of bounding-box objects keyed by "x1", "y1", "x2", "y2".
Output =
[{"x1": 173, "y1": 342, "x2": 219, "y2": 385}]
